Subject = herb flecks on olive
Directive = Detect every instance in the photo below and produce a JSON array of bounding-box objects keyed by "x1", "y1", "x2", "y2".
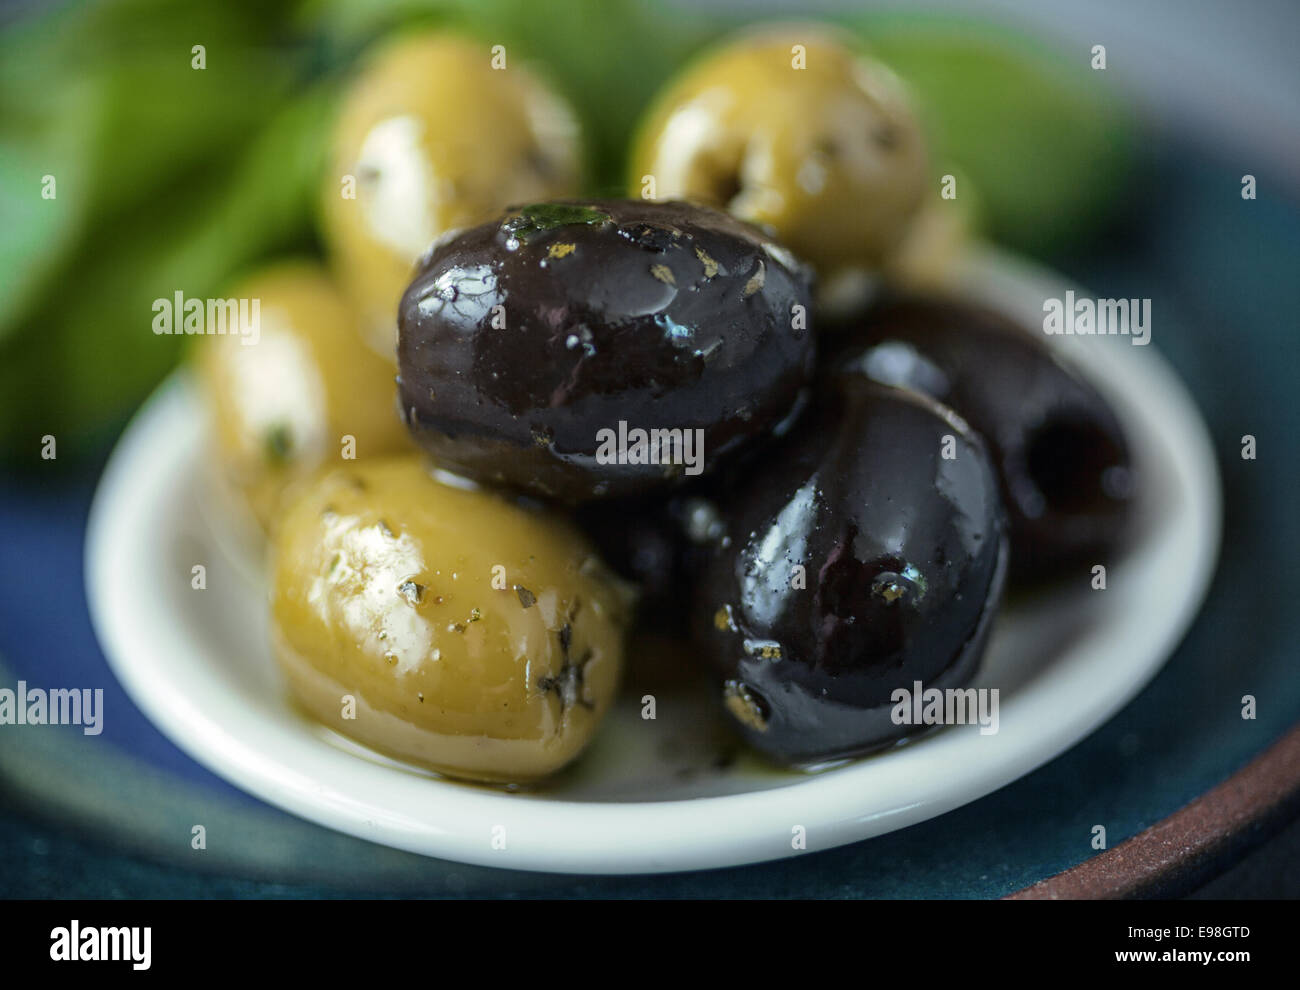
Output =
[
  {"x1": 631, "y1": 24, "x2": 928, "y2": 278},
  {"x1": 834, "y1": 295, "x2": 1136, "y2": 581},
  {"x1": 270, "y1": 457, "x2": 631, "y2": 784},
  {"x1": 321, "y1": 33, "x2": 583, "y2": 360},
  {"x1": 694, "y1": 381, "x2": 1008, "y2": 765},
  {"x1": 503, "y1": 203, "x2": 611, "y2": 247},
  {"x1": 193, "y1": 261, "x2": 411, "y2": 533},
  {"x1": 397, "y1": 198, "x2": 815, "y2": 502}
]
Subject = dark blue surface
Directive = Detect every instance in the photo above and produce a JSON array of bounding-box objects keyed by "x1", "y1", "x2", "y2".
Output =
[
  {"x1": 1, "y1": 149, "x2": 1298, "y2": 898},
  {"x1": 0, "y1": 467, "x2": 256, "y2": 806}
]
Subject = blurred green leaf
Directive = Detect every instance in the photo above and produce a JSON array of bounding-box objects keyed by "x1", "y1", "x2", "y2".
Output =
[
  {"x1": 5, "y1": 2, "x2": 1135, "y2": 469},
  {"x1": 0, "y1": 85, "x2": 336, "y2": 464},
  {"x1": 0, "y1": 0, "x2": 305, "y2": 338},
  {"x1": 0, "y1": 80, "x2": 99, "y2": 333},
  {"x1": 452, "y1": 0, "x2": 716, "y2": 192},
  {"x1": 844, "y1": 13, "x2": 1137, "y2": 255},
  {"x1": 301, "y1": 0, "x2": 717, "y2": 192}
]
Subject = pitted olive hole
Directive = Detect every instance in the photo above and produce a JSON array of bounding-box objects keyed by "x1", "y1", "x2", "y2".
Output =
[
  {"x1": 1025, "y1": 417, "x2": 1126, "y2": 512},
  {"x1": 711, "y1": 169, "x2": 743, "y2": 208},
  {"x1": 815, "y1": 136, "x2": 841, "y2": 159},
  {"x1": 872, "y1": 123, "x2": 900, "y2": 151}
]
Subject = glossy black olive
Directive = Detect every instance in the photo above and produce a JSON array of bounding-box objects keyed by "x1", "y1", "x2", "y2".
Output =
[
  {"x1": 575, "y1": 489, "x2": 723, "y2": 633},
  {"x1": 397, "y1": 199, "x2": 815, "y2": 502},
  {"x1": 694, "y1": 379, "x2": 1008, "y2": 764},
  {"x1": 834, "y1": 296, "x2": 1136, "y2": 582}
]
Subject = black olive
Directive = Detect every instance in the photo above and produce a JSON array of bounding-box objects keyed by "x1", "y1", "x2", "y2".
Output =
[
  {"x1": 833, "y1": 296, "x2": 1136, "y2": 582},
  {"x1": 397, "y1": 199, "x2": 815, "y2": 502},
  {"x1": 576, "y1": 495, "x2": 684, "y2": 612},
  {"x1": 575, "y1": 488, "x2": 723, "y2": 634},
  {"x1": 694, "y1": 379, "x2": 1009, "y2": 764}
]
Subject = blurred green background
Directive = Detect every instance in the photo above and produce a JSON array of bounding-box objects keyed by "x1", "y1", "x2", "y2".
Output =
[{"x1": 0, "y1": 0, "x2": 1137, "y2": 468}]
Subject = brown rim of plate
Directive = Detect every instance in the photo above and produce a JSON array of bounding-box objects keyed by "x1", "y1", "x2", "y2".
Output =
[{"x1": 1006, "y1": 723, "x2": 1300, "y2": 899}]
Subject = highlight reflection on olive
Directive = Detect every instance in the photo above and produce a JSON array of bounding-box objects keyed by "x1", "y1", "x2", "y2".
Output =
[
  {"x1": 396, "y1": 198, "x2": 815, "y2": 502},
  {"x1": 321, "y1": 32, "x2": 583, "y2": 359},
  {"x1": 694, "y1": 380, "x2": 1008, "y2": 764},
  {"x1": 193, "y1": 260, "x2": 410, "y2": 533},
  {"x1": 270, "y1": 456, "x2": 632, "y2": 784}
]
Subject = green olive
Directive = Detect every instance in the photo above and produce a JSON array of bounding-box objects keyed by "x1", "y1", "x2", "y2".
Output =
[
  {"x1": 630, "y1": 24, "x2": 927, "y2": 277},
  {"x1": 321, "y1": 31, "x2": 583, "y2": 359},
  {"x1": 193, "y1": 261, "x2": 411, "y2": 533},
  {"x1": 881, "y1": 186, "x2": 975, "y2": 291},
  {"x1": 269, "y1": 456, "x2": 631, "y2": 784}
]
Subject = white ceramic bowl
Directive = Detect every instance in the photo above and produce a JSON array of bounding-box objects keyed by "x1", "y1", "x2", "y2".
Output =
[{"x1": 86, "y1": 248, "x2": 1221, "y2": 874}]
